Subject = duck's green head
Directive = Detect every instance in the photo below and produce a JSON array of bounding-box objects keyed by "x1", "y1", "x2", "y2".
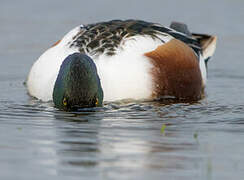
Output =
[{"x1": 53, "y1": 53, "x2": 103, "y2": 111}]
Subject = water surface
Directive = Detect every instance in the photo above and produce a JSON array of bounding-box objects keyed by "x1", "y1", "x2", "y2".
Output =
[{"x1": 1, "y1": 0, "x2": 244, "y2": 179}]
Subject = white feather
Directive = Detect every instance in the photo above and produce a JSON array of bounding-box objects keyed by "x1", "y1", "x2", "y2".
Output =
[
  {"x1": 93, "y1": 35, "x2": 172, "y2": 101},
  {"x1": 199, "y1": 54, "x2": 207, "y2": 87}
]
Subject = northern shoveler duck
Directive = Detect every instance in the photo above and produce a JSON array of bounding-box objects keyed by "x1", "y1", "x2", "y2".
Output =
[{"x1": 26, "y1": 20, "x2": 217, "y2": 110}]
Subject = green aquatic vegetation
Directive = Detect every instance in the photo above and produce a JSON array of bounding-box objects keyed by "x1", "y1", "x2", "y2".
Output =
[
  {"x1": 161, "y1": 124, "x2": 166, "y2": 134},
  {"x1": 17, "y1": 127, "x2": 22, "y2": 131},
  {"x1": 194, "y1": 132, "x2": 198, "y2": 139}
]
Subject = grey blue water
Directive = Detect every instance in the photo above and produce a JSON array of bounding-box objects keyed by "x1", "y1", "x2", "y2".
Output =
[{"x1": 1, "y1": 0, "x2": 244, "y2": 179}]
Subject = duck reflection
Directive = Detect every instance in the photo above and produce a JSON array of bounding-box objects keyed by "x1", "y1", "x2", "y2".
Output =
[
  {"x1": 53, "y1": 107, "x2": 108, "y2": 172},
  {"x1": 53, "y1": 103, "x2": 201, "y2": 178}
]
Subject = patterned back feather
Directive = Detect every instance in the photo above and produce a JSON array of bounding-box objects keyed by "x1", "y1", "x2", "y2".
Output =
[{"x1": 69, "y1": 20, "x2": 202, "y2": 57}]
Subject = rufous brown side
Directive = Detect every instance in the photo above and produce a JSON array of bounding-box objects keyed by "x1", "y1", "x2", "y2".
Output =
[{"x1": 145, "y1": 39, "x2": 203, "y2": 100}]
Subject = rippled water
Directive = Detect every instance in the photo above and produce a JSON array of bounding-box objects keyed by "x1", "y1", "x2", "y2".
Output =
[{"x1": 1, "y1": 0, "x2": 244, "y2": 179}]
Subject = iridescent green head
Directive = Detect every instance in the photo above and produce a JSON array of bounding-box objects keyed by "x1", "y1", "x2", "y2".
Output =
[{"x1": 53, "y1": 53, "x2": 103, "y2": 111}]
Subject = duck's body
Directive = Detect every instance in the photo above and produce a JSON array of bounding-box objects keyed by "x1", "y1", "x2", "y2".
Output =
[{"x1": 27, "y1": 20, "x2": 217, "y2": 105}]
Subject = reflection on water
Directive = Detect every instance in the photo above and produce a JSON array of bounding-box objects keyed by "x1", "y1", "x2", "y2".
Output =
[{"x1": 1, "y1": 99, "x2": 244, "y2": 179}]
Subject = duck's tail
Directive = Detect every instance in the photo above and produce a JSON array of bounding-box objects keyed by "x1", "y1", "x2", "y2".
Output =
[
  {"x1": 170, "y1": 22, "x2": 217, "y2": 62},
  {"x1": 192, "y1": 33, "x2": 217, "y2": 62}
]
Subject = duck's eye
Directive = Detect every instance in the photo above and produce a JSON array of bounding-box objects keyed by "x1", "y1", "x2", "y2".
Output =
[
  {"x1": 95, "y1": 98, "x2": 99, "y2": 106},
  {"x1": 63, "y1": 97, "x2": 68, "y2": 106}
]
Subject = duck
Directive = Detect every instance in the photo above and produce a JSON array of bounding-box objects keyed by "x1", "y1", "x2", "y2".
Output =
[{"x1": 26, "y1": 19, "x2": 217, "y2": 110}]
